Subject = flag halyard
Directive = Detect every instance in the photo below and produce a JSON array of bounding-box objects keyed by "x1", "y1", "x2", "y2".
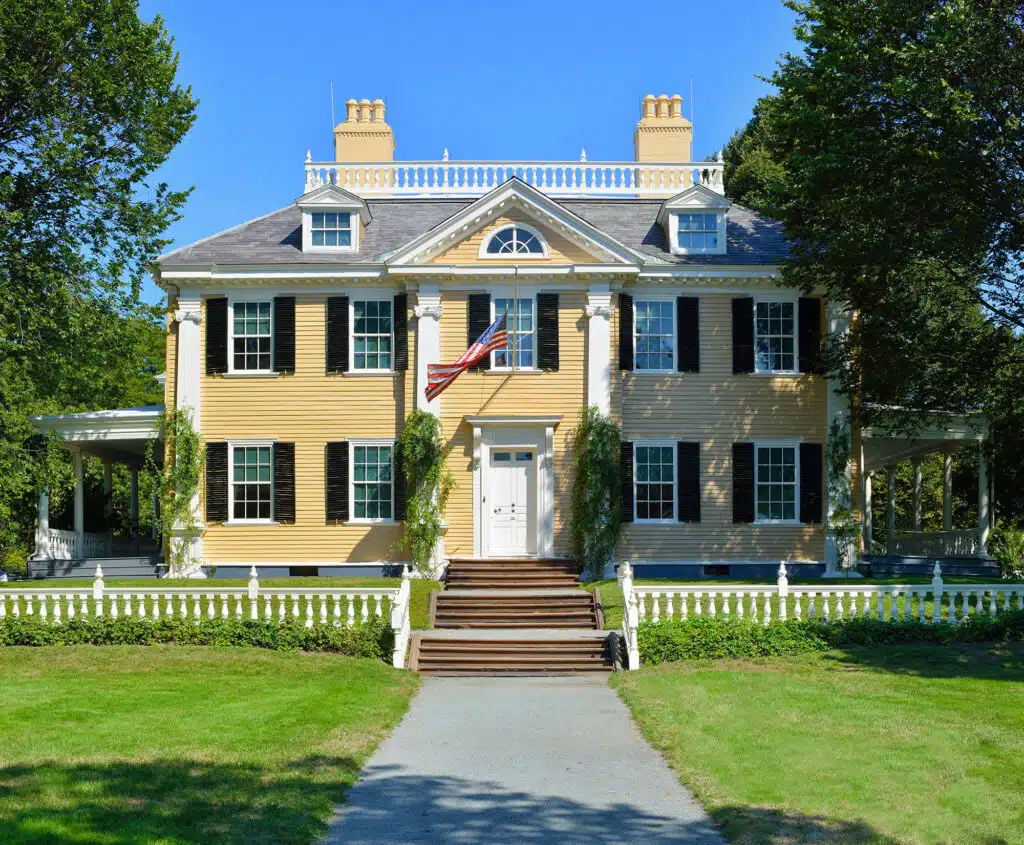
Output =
[{"x1": 425, "y1": 312, "x2": 508, "y2": 402}]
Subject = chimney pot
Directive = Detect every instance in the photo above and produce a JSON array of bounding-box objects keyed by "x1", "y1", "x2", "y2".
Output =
[
  {"x1": 345, "y1": 99, "x2": 358, "y2": 122},
  {"x1": 656, "y1": 94, "x2": 670, "y2": 118},
  {"x1": 372, "y1": 98, "x2": 385, "y2": 122},
  {"x1": 669, "y1": 94, "x2": 683, "y2": 119},
  {"x1": 642, "y1": 94, "x2": 656, "y2": 118},
  {"x1": 358, "y1": 98, "x2": 372, "y2": 122}
]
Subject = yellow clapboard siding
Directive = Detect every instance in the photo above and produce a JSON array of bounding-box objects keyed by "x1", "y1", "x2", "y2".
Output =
[
  {"x1": 164, "y1": 311, "x2": 177, "y2": 409},
  {"x1": 429, "y1": 209, "x2": 602, "y2": 265}
]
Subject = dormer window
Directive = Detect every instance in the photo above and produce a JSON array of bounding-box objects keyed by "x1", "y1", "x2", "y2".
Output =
[
  {"x1": 311, "y1": 212, "x2": 352, "y2": 248},
  {"x1": 658, "y1": 184, "x2": 730, "y2": 257},
  {"x1": 480, "y1": 224, "x2": 547, "y2": 258},
  {"x1": 675, "y1": 213, "x2": 721, "y2": 252}
]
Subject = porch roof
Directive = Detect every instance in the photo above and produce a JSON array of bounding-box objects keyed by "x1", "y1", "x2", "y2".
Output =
[
  {"x1": 860, "y1": 406, "x2": 988, "y2": 473},
  {"x1": 31, "y1": 405, "x2": 164, "y2": 468}
]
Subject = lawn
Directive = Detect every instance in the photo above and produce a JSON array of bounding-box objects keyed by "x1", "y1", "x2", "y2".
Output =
[
  {"x1": 1, "y1": 576, "x2": 443, "y2": 630},
  {"x1": 613, "y1": 642, "x2": 1024, "y2": 845},
  {"x1": 0, "y1": 646, "x2": 420, "y2": 844}
]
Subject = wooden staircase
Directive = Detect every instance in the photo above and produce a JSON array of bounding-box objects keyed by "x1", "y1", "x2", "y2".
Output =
[{"x1": 410, "y1": 557, "x2": 615, "y2": 675}]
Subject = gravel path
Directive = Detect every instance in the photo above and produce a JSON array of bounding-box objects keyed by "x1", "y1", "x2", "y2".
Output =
[{"x1": 323, "y1": 676, "x2": 725, "y2": 844}]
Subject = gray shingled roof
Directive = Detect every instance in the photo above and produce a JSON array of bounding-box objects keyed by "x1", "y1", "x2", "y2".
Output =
[{"x1": 157, "y1": 196, "x2": 786, "y2": 267}]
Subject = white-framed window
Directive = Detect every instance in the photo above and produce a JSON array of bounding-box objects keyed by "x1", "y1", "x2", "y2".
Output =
[
  {"x1": 230, "y1": 300, "x2": 273, "y2": 373},
  {"x1": 755, "y1": 443, "x2": 799, "y2": 523},
  {"x1": 634, "y1": 299, "x2": 675, "y2": 372},
  {"x1": 480, "y1": 224, "x2": 548, "y2": 258},
  {"x1": 311, "y1": 211, "x2": 352, "y2": 248},
  {"x1": 229, "y1": 441, "x2": 274, "y2": 522},
  {"x1": 492, "y1": 297, "x2": 535, "y2": 370},
  {"x1": 754, "y1": 299, "x2": 798, "y2": 373},
  {"x1": 634, "y1": 442, "x2": 676, "y2": 522},
  {"x1": 350, "y1": 442, "x2": 394, "y2": 522},
  {"x1": 352, "y1": 299, "x2": 393, "y2": 372},
  {"x1": 673, "y1": 212, "x2": 724, "y2": 254}
]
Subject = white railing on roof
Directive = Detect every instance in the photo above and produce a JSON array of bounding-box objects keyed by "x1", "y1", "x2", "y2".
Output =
[
  {"x1": 888, "y1": 529, "x2": 982, "y2": 558},
  {"x1": 618, "y1": 562, "x2": 1024, "y2": 670},
  {"x1": 303, "y1": 159, "x2": 725, "y2": 197},
  {"x1": 0, "y1": 564, "x2": 415, "y2": 669}
]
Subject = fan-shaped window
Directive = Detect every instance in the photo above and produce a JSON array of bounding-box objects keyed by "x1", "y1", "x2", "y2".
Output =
[{"x1": 484, "y1": 225, "x2": 546, "y2": 256}]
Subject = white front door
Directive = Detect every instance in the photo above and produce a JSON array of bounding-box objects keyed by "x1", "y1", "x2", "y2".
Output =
[{"x1": 487, "y1": 450, "x2": 535, "y2": 557}]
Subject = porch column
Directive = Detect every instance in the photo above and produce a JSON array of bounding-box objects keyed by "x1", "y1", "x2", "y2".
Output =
[
  {"x1": 978, "y1": 441, "x2": 991, "y2": 555},
  {"x1": 73, "y1": 450, "x2": 85, "y2": 557},
  {"x1": 863, "y1": 472, "x2": 873, "y2": 552},
  {"x1": 173, "y1": 295, "x2": 204, "y2": 575},
  {"x1": 129, "y1": 468, "x2": 139, "y2": 535},
  {"x1": 413, "y1": 285, "x2": 443, "y2": 417},
  {"x1": 29, "y1": 488, "x2": 50, "y2": 561},
  {"x1": 585, "y1": 285, "x2": 614, "y2": 417},
  {"x1": 942, "y1": 450, "x2": 953, "y2": 531},
  {"x1": 885, "y1": 464, "x2": 896, "y2": 555},
  {"x1": 911, "y1": 458, "x2": 922, "y2": 530},
  {"x1": 151, "y1": 488, "x2": 160, "y2": 540},
  {"x1": 823, "y1": 299, "x2": 856, "y2": 576}
]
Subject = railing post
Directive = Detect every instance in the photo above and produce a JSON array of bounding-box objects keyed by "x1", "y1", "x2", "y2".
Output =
[
  {"x1": 931, "y1": 562, "x2": 943, "y2": 625},
  {"x1": 248, "y1": 566, "x2": 259, "y2": 620},
  {"x1": 777, "y1": 563, "x2": 789, "y2": 621},
  {"x1": 391, "y1": 564, "x2": 412, "y2": 669},
  {"x1": 93, "y1": 564, "x2": 105, "y2": 617},
  {"x1": 619, "y1": 562, "x2": 640, "y2": 670}
]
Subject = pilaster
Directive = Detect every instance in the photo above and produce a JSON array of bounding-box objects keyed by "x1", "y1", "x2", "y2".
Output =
[
  {"x1": 585, "y1": 285, "x2": 614, "y2": 417},
  {"x1": 824, "y1": 299, "x2": 856, "y2": 575},
  {"x1": 172, "y1": 296, "x2": 205, "y2": 576},
  {"x1": 414, "y1": 285, "x2": 443, "y2": 417}
]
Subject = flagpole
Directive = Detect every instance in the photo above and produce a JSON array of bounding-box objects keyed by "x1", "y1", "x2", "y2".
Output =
[{"x1": 512, "y1": 266, "x2": 519, "y2": 373}]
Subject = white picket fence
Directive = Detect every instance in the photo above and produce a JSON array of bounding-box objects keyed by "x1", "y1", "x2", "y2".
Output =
[
  {"x1": 0, "y1": 565, "x2": 414, "y2": 669},
  {"x1": 619, "y1": 563, "x2": 1024, "y2": 670}
]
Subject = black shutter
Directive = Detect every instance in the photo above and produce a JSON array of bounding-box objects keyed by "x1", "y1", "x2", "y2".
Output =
[
  {"x1": 273, "y1": 297, "x2": 296, "y2": 374},
  {"x1": 620, "y1": 441, "x2": 634, "y2": 523},
  {"x1": 325, "y1": 442, "x2": 349, "y2": 522},
  {"x1": 273, "y1": 442, "x2": 296, "y2": 523},
  {"x1": 800, "y1": 442, "x2": 824, "y2": 524},
  {"x1": 677, "y1": 297, "x2": 700, "y2": 373},
  {"x1": 393, "y1": 293, "x2": 409, "y2": 372},
  {"x1": 732, "y1": 442, "x2": 755, "y2": 523},
  {"x1": 205, "y1": 298, "x2": 228, "y2": 375},
  {"x1": 393, "y1": 448, "x2": 407, "y2": 521},
  {"x1": 326, "y1": 296, "x2": 349, "y2": 373},
  {"x1": 732, "y1": 297, "x2": 755, "y2": 374},
  {"x1": 536, "y1": 293, "x2": 560, "y2": 371},
  {"x1": 677, "y1": 441, "x2": 701, "y2": 523},
  {"x1": 205, "y1": 442, "x2": 228, "y2": 522},
  {"x1": 467, "y1": 293, "x2": 491, "y2": 371},
  {"x1": 798, "y1": 297, "x2": 823, "y2": 375},
  {"x1": 618, "y1": 293, "x2": 634, "y2": 371}
]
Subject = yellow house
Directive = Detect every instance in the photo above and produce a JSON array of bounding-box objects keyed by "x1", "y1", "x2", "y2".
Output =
[{"x1": 27, "y1": 94, "x2": 996, "y2": 583}]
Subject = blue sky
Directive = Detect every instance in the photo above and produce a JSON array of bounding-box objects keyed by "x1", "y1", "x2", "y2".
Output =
[{"x1": 141, "y1": 0, "x2": 799, "y2": 304}]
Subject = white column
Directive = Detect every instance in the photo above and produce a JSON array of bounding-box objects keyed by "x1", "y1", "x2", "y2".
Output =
[
  {"x1": 173, "y1": 296, "x2": 205, "y2": 575},
  {"x1": 911, "y1": 458, "x2": 922, "y2": 530},
  {"x1": 73, "y1": 450, "x2": 85, "y2": 557},
  {"x1": 823, "y1": 299, "x2": 855, "y2": 576},
  {"x1": 129, "y1": 468, "x2": 139, "y2": 535},
  {"x1": 103, "y1": 459, "x2": 114, "y2": 555},
  {"x1": 151, "y1": 488, "x2": 160, "y2": 540},
  {"x1": 863, "y1": 472, "x2": 873, "y2": 552},
  {"x1": 943, "y1": 449, "x2": 953, "y2": 531},
  {"x1": 585, "y1": 285, "x2": 613, "y2": 417},
  {"x1": 414, "y1": 285, "x2": 443, "y2": 417},
  {"x1": 978, "y1": 441, "x2": 991, "y2": 555},
  {"x1": 886, "y1": 465, "x2": 896, "y2": 554},
  {"x1": 30, "y1": 488, "x2": 50, "y2": 561}
]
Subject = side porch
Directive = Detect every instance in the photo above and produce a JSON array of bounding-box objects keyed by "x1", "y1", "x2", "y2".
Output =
[{"x1": 28, "y1": 406, "x2": 165, "y2": 579}]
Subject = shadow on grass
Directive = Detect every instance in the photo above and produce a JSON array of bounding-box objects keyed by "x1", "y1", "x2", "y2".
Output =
[
  {"x1": 821, "y1": 640, "x2": 1024, "y2": 683},
  {"x1": 0, "y1": 756, "x2": 361, "y2": 845},
  {"x1": 712, "y1": 805, "x2": 937, "y2": 845}
]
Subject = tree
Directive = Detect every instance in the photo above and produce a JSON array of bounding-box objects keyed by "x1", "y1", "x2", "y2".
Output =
[
  {"x1": 720, "y1": 96, "x2": 786, "y2": 216},
  {"x1": 0, "y1": 0, "x2": 196, "y2": 563}
]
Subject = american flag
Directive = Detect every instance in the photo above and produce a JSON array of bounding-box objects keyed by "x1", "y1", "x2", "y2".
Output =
[{"x1": 426, "y1": 312, "x2": 508, "y2": 402}]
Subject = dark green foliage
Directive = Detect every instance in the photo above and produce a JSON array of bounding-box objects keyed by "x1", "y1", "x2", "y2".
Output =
[
  {"x1": 637, "y1": 611, "x2": 1024, "y2": 665},
  {"x1": 0, "y1": 616, "x2": 392, "y2": 660},
  {"x1": 570, "y1": 406, "x2": 622, "y2": 577}
]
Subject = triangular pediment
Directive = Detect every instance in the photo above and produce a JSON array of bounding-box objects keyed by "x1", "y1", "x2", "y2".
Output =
[
  {"x1": 296, "y1": 183, "x2": 371, "y2": 221},
  {"x1": 386, "y1": 178, "x2": 644, "y2": 266},
  {"x1": 656, "y1": 184, "x2": 731, "y2": 225}
]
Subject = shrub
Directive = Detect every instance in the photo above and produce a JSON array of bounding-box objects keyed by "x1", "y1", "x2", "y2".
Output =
[
  {"x1": 989, "y1": 523, "x2": 1024, "y2": 579},
  {"x1": 636, "y1": 611, "x2": 1024, "y2": 665},
  {"x1": 0, "y1": 616, "x2": 391, "y2": 660},
  {"x1": 1, "y1": 545, "x2": 30, "y2": 578}
]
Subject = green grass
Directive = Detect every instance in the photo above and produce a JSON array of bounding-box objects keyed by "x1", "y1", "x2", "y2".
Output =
[
  {"x1": 0, "y1": 646, "x2": 419, "y2": 844},
  {"x1": 613, "y1": 643, "x2": 1024, "y2": 844},
  {"x1": 3, "y1": 577, "x2": 443, "y2": 630}
]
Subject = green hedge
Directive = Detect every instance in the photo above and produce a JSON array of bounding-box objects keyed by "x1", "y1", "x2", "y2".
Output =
[
  {"x1": 0, "y1": 616, "x2": 392, "y2": 660},
  {"x1": 637, "y1": 611, "x2": 1024, "y2": 665}
]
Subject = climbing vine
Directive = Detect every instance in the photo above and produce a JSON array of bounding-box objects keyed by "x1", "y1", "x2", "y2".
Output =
[
  {"x1": 395, "y1": 410, "x2": 454, "y2": 575},
  {"x1": 570, "y1": 406, "x2": 623, "y2": 578},
  {"x1": 827, "y1": 413, "x2": 860, "y2": 571},
  {"x1": 145, "y1": 408, "x2": 204, "y2": 575}
]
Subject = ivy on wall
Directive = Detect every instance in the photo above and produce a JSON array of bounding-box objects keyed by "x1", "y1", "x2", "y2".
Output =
[
  {"x1": 827, "y1": 413, "x2": 859, "y2": 570},
  {"x1": 145, "y1": 408, "x2": 203, "y2": 574},
  {"x1": 570, "y1": 406, "x2": 623, "y2": 578}
]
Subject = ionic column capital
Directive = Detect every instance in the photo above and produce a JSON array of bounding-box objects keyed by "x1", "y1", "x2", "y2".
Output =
[
  {"x1": 174, "y1": 309, "x2": 203, "y2": 325},
  {"x1": 585, "y1": 303, "x2": 615, "y2": 319},
  {"x1": 414, "y1": 303, "x2": 443, "y2": 320}
]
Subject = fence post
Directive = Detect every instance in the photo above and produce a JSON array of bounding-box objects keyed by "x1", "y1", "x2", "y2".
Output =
[
  {"x1": 248, "y1": 566, "x2": 260, "y2": 619},
  {"x1": 931, "y1": 562, "x2": 943, "y2": 625},
  {"x1": 777, "y1": 562, "x2": 789, "y2": 621},
  {"x1": 93, "y1": 564, "x2": 105, "y2": 617},
  {"x1": 391, "y1": 564, "x2": 412, "y2": 669},
  {"x1": 619, "y1": 562, "x2": 640, "y2": 670}
]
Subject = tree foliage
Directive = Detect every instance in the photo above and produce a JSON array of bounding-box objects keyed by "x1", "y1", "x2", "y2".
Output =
[
  {"x1": 0, "y1": 0, "x2": 195, "y2": 562},
  {"x1": 570, "y1": 406, "x2": 622, "y2": 577}
]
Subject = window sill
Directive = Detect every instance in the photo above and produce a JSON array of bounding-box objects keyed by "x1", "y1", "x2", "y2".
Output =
[
  {"x1": 753, "y1": 520, "x2": 805, "y2": 527},
  {"x1": 486, "y1": 368, "x2": 543, "y2": 375},
  {"x1": 630, "y1": 369, "x2": 681, "y2": 376},
  {"x1": 633, "y1": 519, "x2": 680, "y2": 526},
  {"x1": 750, "y1": 371, "x2": 804, "y2": 378},
  {"x1": 342, "y1": 370, "x2": 396, "y2": 378},
  {"x1": 224, "y1": 520, "x2": 281, "y2": 526},
  {"x1": 347, "y1": 519, "x2": 398, "y2": 526},
  {"x1": 221, "y1": 372, "x2": 281, "y2": 379}
]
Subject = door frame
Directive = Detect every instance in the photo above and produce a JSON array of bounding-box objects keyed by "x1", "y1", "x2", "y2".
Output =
[{"x1": 466, "y1": 415, "x2": 561, "y2": 559}]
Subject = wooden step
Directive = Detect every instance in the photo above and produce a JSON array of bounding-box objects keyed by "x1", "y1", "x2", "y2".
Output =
[{"x1": 410, "y1": 634, "x2": 615, "y2": 675}]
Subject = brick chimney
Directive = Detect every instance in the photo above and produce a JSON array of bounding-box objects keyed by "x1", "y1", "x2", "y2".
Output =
[
  {"x1": 333, "y1": 98, "x2": 394, "y2": 162},
  {"x1": 634, "y1": 93, "x2": 692, "y2": 163}
]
